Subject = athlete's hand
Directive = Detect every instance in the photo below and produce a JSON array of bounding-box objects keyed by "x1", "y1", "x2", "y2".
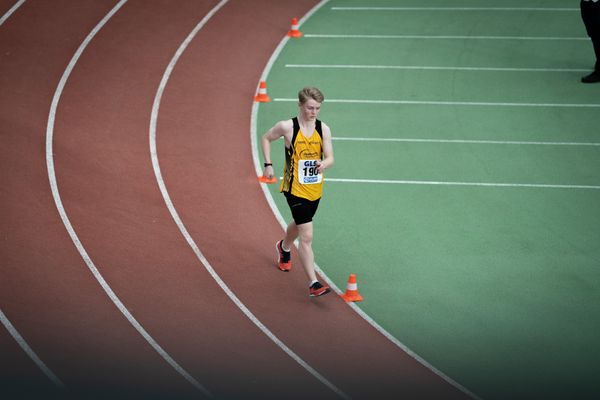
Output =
[
  {"x1": 263, "y1": 165, "x2": 274, "y2": 178},
  {"x1": 316, "y1": 161, "x2": 325, "y2": 174}
]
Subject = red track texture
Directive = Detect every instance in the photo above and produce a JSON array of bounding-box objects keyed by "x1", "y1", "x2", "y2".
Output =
[{"x1": 0, "y1": 1, "x2": 471, "y2": 399}]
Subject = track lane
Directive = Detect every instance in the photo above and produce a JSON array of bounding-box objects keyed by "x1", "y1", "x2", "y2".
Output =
[
  {"x1": 157, "y1": 0, "x2": 471, "y2": 398},
  {"x1": 2, "y1": 0, "x2": 476, "y2": 398},
  {"x1": 0, "y1": 0, "x2": 24, "y2": 24},
  {"x1": 0, "y1": 311, "x2": 59, "y2": 398},
  {"x1": 0, "y1": 308, "x2": 63, "y2": 388},
  {"x1": 50, "y1": 0, "x2": 329, "y2": 398},
  {"x1": 0, "y1": 1, "x2": 202, "y2": 398}
]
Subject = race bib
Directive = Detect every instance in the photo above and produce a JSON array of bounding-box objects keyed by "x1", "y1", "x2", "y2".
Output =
[{"x1": 298, "y1": 159, "x2": 322, "y2": 185}]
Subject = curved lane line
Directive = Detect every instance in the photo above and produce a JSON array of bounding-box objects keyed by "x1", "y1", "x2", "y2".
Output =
[
  {"x1": 148, "y1": 1, "x2": 350, "y2": 399},
  {"x1": 0, "y1": 0, "x2": 25, "y2": 26},
  {"x1": 250, "y1": 1, "x2": 482, "y2": 399},
  {"x1": 3, "y1": 1, "x2": 59, "y2": 386},
  {"x1": 0, "y1": 308, "x2": 64, "y2": 387},
  {"x1": 44, "y1": 1, "x2": 211, "y2": 396}
]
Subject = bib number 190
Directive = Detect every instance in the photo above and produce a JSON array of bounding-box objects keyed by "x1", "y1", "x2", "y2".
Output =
[{"x1": 298, "y1": 159, "x2": 322, "y2": 185}]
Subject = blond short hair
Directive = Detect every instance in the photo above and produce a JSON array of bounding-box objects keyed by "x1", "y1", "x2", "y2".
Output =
[{"x1": 298, "y1": 87, "x2": 324, "y2": 104}]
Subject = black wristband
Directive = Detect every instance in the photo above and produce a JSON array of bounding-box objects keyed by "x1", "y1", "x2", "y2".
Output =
[{"x1": 264, "y1": 163, "x2": 272, "y2": 167}]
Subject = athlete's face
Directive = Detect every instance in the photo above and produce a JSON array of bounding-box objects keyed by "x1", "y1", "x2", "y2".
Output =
[{"x1": 299, "y1": 99, "x2": 321, "y2": 121}]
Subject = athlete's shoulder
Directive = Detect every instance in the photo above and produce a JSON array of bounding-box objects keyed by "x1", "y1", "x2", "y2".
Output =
[
  {"x1": 319, "y1": 121, "x2": 332, "y2": 138},
  {"x1": 277, "y1": 118, "x2": 294, "y2": 131},
  {"x1": 270, "y1": 118, "x2": 294, "y2": 136},
  {"x1": 319, "y1": 120, "x2": 330, "y2": 129}
]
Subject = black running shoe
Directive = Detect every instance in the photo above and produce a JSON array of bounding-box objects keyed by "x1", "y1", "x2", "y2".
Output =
[
  {"x1": 275, "y1": 240, "x2": 291, "y2": 271},
  {"x1": 309, "y1": 281, "x2": 331, "y2": 297}
]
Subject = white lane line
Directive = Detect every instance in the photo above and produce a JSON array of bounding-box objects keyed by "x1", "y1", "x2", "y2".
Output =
[
  {"x1": 274, "y1": 98, "x2": 600, "y2": 108},
  {"x1": 45, "y1": 1, "x2": 211, "y2": 396},
  {"x1": 0, "y1": 309, "x2": 64, "y2": 387},
  {"x1": 149, "y1": 1, "x2": 349, "y2": 399},
  {"x1": 325, "y1": 178, "x2": 600, "y2": 190},
  {"x1": 285, "y1": 64, "x2": 590, "y2": 73},
  {"x1": 0, "y1": 0, "x2": 26, "y2": 26},
  {"x1": 304, "y1": 34, "x2": 588, "y2": 40},
  {"x1": 331, "y1": 7, "x2": 578, "y2": 12},
  {"x1": 3, "y1": 0, "x2": 60, "y2": 388},
  {"x1": 250, "y1": 2, "x2": 481, "y2": 400},
  {"x1": 333, "y1": 137, "x2": 600, "y2": 147}
]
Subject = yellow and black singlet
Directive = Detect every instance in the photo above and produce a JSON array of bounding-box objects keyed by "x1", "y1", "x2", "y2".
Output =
[{"x1": 280, "y1": 117, "x2": 324, "y2": 201}]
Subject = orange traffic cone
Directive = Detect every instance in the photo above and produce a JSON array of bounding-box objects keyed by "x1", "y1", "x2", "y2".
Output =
[
  {"x1": 258, "y1": 175, "x2": 277, "y2": 184},
  {"x1": 340, "y1": 273, "x2": 363, "y2": 302},
  {"x1": 287, "y1": 18, "x2": 302, "y2": 38},
  {"x1": 254, "y1": 81, "x2": 270, "y2": 102}
]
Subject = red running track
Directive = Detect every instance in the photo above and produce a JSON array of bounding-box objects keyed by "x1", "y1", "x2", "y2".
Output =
[{"x1": 0, "y1": 1, "x2": 472, "y2": 399}]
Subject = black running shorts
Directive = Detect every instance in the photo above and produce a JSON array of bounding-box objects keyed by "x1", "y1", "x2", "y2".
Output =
[{"x1": 284, "y1": 192, "x2": 320, "y2": 225}]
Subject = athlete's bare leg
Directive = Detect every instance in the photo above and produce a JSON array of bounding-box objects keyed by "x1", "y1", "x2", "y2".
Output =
[
  {"x1": 282, "y1": 222, "x2": 297, "y2": 252},
  {"x1": 283, "y1": 221, "x2": 317, "y2": 282}
]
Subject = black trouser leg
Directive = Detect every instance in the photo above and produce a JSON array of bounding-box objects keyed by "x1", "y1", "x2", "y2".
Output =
[
  {"x1": 581, "y1": 1, "x2": 600, "y2": 74},
  {"x1": 592, "y1": 36, "x2": 600, "y2": 71}
]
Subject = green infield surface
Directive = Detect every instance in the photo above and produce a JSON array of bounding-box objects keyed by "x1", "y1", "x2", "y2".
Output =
[{"x1": 254, "y1": 1, "x2": 600, "y2": 399}]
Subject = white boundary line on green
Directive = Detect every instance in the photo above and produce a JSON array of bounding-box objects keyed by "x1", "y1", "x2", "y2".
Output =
[
  {"x1": 333, "y1": 137, "x2": 600, "y2": 147},
  {"x1": 331, "y1": 7, "x2": 578, "y2": 12},
  {"x1": 285, "y1": 63, "x2": 589, "y2": 73},
  {"x1": 274, "y1": 98, "x2": 600, "y2": 108},
  {"x1": 304, "y1": 34, "x2": 587, "y2": 40},
  {"x1": 325, "y1": 178, "x2": 600, "y2": 191},
  {"x1": 250, "y1": 2, "x2": 482, "y2": 400}
]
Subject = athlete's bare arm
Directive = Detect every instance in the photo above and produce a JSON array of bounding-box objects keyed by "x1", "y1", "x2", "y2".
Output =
[
  {"x1": 261, "y1": 119, "x2": 293, "y2": 178},
  {"x1": 317, "y1": 122, "x2": 334, "y2": 173}
]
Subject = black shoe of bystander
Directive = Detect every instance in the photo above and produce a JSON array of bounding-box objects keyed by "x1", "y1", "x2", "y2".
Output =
[{"x1": 581, "y1": 71, "x2": 600, "y2": 83}]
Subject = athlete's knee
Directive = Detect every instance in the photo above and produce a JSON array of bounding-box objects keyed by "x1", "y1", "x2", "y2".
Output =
[
  {"x1": 299, "y1": 235, "x2": 313, "y2": 247},
  {"x1": 298, "y1": 227, "x2": 313, "y2": 244}
]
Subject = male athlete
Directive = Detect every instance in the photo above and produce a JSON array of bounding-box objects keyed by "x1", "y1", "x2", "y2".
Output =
[{"x1": 261, "y1": 87, "x2": 334, "y2": 297}]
